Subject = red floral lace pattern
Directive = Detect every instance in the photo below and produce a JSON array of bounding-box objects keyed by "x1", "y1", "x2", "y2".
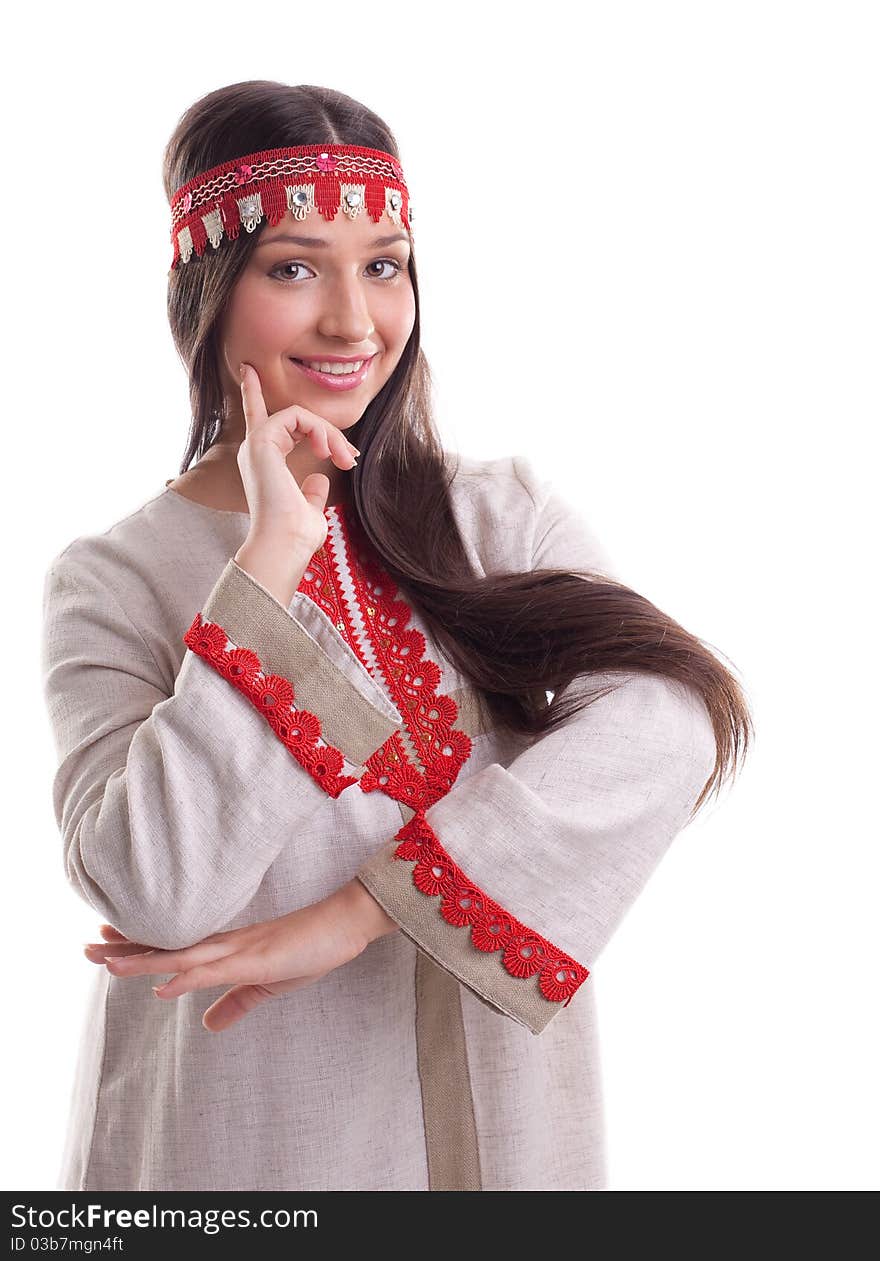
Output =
[
  {"x1": 301, "y1": 508, "x2": 474, "y2": 811},
  {"x1": 182, "y1": 614, "x2": 358, "y2": 799},
  {"x1": 392, "y1": 808, "x2": 590, "y2": 1007}
]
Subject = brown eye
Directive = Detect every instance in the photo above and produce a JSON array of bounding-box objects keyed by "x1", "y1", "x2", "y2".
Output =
[
  {"x1": 270, "y1": 261, "x2": 313, "y2": 282},
  {"x1": 366, "y1": 259, "x2": 402, "y2": 280}
]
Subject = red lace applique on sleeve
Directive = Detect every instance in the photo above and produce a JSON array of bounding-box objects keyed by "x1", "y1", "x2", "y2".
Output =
[
  {"x1": 182, "y1": 615, "x2": 358, "y2": 799},
  {"x1": 392, "y1": 808, "x2": 590, "y2": 1007}
]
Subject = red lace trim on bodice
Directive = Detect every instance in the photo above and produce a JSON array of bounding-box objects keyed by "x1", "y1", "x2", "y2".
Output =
[{"x1": 298, "y1": 505, "x2": 473, "y2": 811}]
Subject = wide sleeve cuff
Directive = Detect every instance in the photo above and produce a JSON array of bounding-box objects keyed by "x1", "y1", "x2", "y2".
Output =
[
  {"x1": 355, "y1": 672, "x2": 716, "y2": 1036},
  {"x1": 187, "y1": 557, "x2": 405, "y2": 794},
  {"x1": 356, "y1": 810, "x2": 589, "y2": 1036}
]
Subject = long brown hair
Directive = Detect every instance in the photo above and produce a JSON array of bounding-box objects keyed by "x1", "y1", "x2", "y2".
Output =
[{"x1": 163, "y1": 80, "x2": 753, "y2": 817}]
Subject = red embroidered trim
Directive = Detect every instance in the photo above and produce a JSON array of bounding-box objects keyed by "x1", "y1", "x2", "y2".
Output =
[
  {"x1": 182, "y1": 614, "x2": 357, "y2": 799},
  {"x1": 393, "y1": 809, "x2": 590, "y2": 1007},
  {"x1": 300, "y1": 508, "x2": 473, "y2": 811}
]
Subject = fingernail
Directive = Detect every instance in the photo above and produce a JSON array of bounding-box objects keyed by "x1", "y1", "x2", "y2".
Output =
[
  {"x1": 105, "y1": 955, "x2": 125, "y2": 962},
  {"x1": 239, "y1": 363, "x2": 246, "y2": 383},
  {"x1": 152, "y1": 985, "x2": 167, "y2": 997}
]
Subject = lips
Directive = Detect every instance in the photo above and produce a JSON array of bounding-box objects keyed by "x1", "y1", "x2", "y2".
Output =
[{"x1": 290, "y1": 355, "x2": 376, "y2": 392}]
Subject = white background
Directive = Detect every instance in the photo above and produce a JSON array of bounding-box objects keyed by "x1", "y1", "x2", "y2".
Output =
[{"x1": 4, "y1": 0, "x2": 877, "y2": 1191}]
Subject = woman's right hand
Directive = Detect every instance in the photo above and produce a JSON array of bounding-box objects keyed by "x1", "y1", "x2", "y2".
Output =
[{"x1": 236, "y1": 361, "x2": 358, "y2": 555}]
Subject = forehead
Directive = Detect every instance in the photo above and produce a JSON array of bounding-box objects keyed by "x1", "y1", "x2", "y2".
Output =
[{"x1": 255, "y1": 213, "x2": 411, "y2": 251}]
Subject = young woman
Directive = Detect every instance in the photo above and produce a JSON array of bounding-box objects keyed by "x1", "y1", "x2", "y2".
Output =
[{"x1": 41, "y1": 80, "x2": 753, "y2": 1192}]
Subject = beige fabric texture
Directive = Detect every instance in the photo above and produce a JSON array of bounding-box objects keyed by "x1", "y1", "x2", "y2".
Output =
[{"x1": 40, "y1": 451, "x2": 716, "y2": 1192}]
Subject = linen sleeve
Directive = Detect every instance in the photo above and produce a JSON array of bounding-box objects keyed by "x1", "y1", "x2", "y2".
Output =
[
  {"x1": 353, "y1": 461, "x2": 717, "y2": 1035},
  {"x1": 41, "y1": 551, "x2": 404, "y2": 951}
]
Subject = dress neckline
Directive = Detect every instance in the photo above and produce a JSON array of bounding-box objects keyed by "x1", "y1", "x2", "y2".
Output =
[{"x1": 161, "y1": 481, "x2": 343, "y2": 519}]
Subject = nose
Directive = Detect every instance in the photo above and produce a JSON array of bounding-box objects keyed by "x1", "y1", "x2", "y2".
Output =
[{"x1": 316, "y1": 270, "x2": 376, "y2": 344}]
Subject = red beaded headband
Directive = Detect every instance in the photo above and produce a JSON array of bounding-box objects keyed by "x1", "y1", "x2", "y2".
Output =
[{"x1": 168, "y1": 143, "x2": 413, "y2": 270}]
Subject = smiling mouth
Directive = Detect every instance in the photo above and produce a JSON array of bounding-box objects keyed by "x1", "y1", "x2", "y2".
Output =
[{"x1": 289, "y1": 355, "x2": 377, "y2": 389}]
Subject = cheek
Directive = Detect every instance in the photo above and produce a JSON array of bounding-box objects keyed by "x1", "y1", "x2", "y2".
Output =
[
  {"x1": 385, "y1": 288, "x2": 416, "y2": 344},
  {"x1": 225, "y1": 279, "x2": 305, "y2": 348}
]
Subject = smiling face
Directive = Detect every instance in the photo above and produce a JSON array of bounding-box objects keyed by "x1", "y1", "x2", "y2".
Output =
[{"x1": 217, "y1": 209, "x2": 416, "y2": 441}]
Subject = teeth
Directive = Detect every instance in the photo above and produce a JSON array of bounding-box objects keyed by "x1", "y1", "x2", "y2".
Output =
[{"x1": 301, "y1": 359, "x2": 365, "y2": 375}]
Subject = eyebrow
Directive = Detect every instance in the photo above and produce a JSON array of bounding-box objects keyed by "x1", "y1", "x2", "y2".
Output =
[{"x1": 256, "y1": 232, "x2": 411, "y2": 250}]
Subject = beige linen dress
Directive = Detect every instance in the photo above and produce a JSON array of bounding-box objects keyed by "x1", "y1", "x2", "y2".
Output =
[{"x1": 40, "y1": 451, "x2": 716, "y2": 1192}]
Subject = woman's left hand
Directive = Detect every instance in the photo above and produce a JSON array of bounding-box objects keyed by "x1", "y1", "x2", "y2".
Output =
[{"x1": 82, "y1": 880, "x2": 394, "y2": 1032}]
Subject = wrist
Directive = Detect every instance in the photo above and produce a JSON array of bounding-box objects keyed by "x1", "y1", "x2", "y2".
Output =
[
  {"x1": 234, "y1": 534, "x2": 314, "y2": 609},
  {"x1": 337, "y1": 877, "x2": 400, "y2": 950}
]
